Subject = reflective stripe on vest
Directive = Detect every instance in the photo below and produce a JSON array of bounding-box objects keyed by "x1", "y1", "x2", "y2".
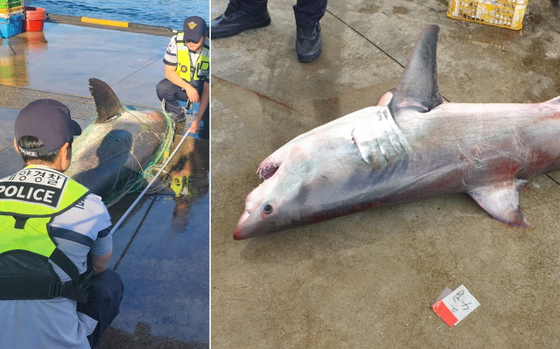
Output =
[{"x1": 175, "y1": 33, "x2": 210, "y2": 84}]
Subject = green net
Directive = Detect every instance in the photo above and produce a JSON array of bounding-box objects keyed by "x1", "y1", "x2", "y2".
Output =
[{"x1": 102, "y1": 106, "x2": 176, "y2": 208}]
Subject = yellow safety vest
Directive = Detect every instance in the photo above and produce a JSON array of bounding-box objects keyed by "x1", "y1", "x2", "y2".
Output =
[
  {"x1": 0, "y1": 166, "x2": 91, "y2": 302},
  {"x1": 175, "y1": 33, "x2": 210, "y2": 93}
]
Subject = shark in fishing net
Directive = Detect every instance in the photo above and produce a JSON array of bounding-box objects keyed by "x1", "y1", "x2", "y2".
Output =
[{"x1": 65, "y1": 78, "x2": 176, "y2": 207}]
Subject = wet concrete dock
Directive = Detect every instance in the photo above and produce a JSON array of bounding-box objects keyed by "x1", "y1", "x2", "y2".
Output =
[
  {"x1": 211, "y1": 0, "x2": 560, "y2": 348},
  {"x1": 0, "y1": 20, "x2": 209, "y2": 348}
]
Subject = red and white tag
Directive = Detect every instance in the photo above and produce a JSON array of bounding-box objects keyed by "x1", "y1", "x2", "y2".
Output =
[{"x1": 432, "y1": 284, "x2": 480, "y2": 326}]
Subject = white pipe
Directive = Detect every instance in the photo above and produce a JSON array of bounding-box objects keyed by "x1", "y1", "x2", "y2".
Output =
[{"x1": 110, "y1": 131, "x2": 191, "y2": 234}]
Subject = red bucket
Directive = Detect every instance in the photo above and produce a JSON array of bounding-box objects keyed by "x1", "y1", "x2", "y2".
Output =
[{"x1": 23, "y1": 7, "x2": 46, "y2": 32}]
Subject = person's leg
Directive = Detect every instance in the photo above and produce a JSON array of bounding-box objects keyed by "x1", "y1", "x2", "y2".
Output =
[
  {"x1": 78, "y1": 269, "x2": 124, "y2": 348},
  {"x1": 238, "y1": 0, "x2": 268, "y2": 15},
  {"x1": 198, "y1": 105, "x2": 209, "y2": 140},
  {"x1": 156, "y1": 78, "x2": 188, "y2": 120},
  {"x1": 293, "y1": 0, "x2": 327, "y2": 28},
  {"x1": 293, "y1": 0, "x2": 327, "y2": 62},
  {"x1": 211, "y1": 0, "x2": 271, "y2": 39}
]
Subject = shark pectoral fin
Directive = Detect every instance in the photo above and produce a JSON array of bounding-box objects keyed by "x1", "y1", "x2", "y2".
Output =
[
  {"x1": 351, "y1": 129, "x2": 388, "y2": 170},
  {"x1": 351, "y1": 107, "x2": 413, "y2": 170},
  {"x1": 468, "y1": 179, "x2": 530, "y2": 227}
]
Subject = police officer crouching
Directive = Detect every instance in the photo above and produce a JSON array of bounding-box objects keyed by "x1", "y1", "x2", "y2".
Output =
[
  {"x1": 0, "y1": 99, "x2": 123, "y2": 349},
  {"x1": 156, "y1": 16, "x2": 210, "y2": 138}
]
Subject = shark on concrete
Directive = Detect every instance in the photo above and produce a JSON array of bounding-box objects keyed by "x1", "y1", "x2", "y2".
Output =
[{"x1": 234, "y1": 24, "x2": 560, "y2": 240}]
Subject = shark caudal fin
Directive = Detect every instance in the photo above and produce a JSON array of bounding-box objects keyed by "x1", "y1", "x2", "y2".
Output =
[
  {"x1": 89, "y1": 78, "x2": 124, "y2": 123},
  {"x1": 389, "y1": 24, "x2": 444, "y2": 115}
]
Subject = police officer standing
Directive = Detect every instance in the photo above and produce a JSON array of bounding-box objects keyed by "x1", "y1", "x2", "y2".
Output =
[
  {"x1": 211, "y1": 0, "x2": 326, "y2": 62},
  {"x1": 0, "y1": 99, "x2": 123, "y2": 348},
  {"x1": 156, "y1": 16, "x2": 210, "y2": 139}
]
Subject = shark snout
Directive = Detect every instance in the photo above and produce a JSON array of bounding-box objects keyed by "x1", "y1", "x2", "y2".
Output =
[
  {"x1": 234, "y1": 207, "x2": 277, "y2": 240},
  {"x1": 233, "y1": 228, "x2": 243, "y2": 240},
  {"x1": 233, "y1": 209, "x2": 252, "y2": 240},
  {"x1": 233, "y1": 228, "x2": 246, "y2": 240}
]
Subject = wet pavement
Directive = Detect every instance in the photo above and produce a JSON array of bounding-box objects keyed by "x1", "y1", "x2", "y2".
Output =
[
  {"x1": 211, "y1": 0, "x2": 560, "y2": 348},
  {"x1": 0, "y1": 20, "x2": 209, "y2": 348}
]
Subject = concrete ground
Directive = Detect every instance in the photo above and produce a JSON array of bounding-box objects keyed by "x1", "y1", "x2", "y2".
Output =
[
  {"x1": 0, "y1": 20, "x2": 208, "y2": 348},
  {"x1": 211, "y1": 0, "x2": 560, "y2": 348}
]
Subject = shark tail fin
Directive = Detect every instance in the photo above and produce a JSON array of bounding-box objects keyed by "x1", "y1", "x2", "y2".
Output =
[
  {"x1": 89, "y1": 78, "x2": 124, "y2": 124},
  {"x1": 389, "y1": 24, "x2": 444, "y2": 115}
]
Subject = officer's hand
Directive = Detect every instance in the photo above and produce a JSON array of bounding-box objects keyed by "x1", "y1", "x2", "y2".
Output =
[
  {"x1": 188, "y1": 120, "x2": 200, "y2": 135},
  {"x1": 185, "y1": 85, "x2": 200, "y2": 103}
]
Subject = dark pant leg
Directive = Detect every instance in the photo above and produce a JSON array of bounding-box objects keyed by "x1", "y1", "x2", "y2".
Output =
[
  {"x1": 293, "y1": 0, "x2": 327, "y2": 27},
  {"x1": 238, "y1": 0, "x2": 268, "y2": 16},
  {"x1": 198, "y1": 105, "x2": 209, "y2": 140},
  {"x1": 78, "y1": 269, "x2": 124, "y2": 348},
  {"x1": 156, "y1": 78, "x2": 188, "y2": 118}
]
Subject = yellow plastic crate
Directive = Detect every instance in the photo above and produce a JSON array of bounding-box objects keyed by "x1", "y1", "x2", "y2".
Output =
[{"x1": 447, "y1": 0, "x2": 528, "y2": 30}]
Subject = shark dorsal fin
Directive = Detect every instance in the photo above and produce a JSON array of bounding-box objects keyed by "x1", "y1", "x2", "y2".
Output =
[
  {"x1": 89, "y1": 78, "x2": 124, "y2": 124},
  {"x1": 389, "y1": 24, "x2": 443, "y2": 115}
]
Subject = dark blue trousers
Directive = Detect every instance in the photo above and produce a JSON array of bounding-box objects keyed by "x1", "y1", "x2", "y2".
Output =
[
  {"x1": 156, "y1": 78, "x2": 189, "y2": 118},
  {"x1": 238, "y1": 0, "x2": 328, "y2": 28},
  {"x1": 156, "y1": 78, "x2": 209, "y2": 139},
  {"x1": 77, "y1": 269, "x2": 124, "y2": 348}
]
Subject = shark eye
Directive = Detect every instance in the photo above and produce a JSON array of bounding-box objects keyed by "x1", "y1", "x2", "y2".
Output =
[{"x1": 263, "y1": 204, "x2": 273, "y2": 214}]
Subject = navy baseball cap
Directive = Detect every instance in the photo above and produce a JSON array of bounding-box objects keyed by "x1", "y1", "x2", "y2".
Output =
[
  {"x1": 15, "y1": 99, "x2": 82, "y2": 156},
  {"x1": 183, "y1": 16, "x2": 207, "y2": 42}
]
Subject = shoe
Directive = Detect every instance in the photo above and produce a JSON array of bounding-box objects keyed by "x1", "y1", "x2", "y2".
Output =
[
  {"x1": 296, "y1": 22, "x2": 322, "y2": 62},
  {"x1": 211, "y1": 0, "x2": 271, "y2": 39},
  {"x1": 170, "y1": 110, "x2": 186, "y2": 123},
  {"x1": 172, "y1": 111, "x2": 186, "y2": 135}
]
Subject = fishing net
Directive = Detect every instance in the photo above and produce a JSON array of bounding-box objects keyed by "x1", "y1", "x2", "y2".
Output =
[
  {"x1": 69, "y1": 103, "x2": 176, "y2": 208},
  {"x1": 103, "y1": 107, "x2": 175, "y2": 208}
]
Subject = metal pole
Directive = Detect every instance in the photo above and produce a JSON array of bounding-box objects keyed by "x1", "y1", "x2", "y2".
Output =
[{"x1": 110, "y1": 131, "x2": 191, "y2": 234}]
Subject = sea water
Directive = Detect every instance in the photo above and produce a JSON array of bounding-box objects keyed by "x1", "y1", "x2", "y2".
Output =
[{"x1": 29, "y1": 0, "x2": 209, "y2": 31}]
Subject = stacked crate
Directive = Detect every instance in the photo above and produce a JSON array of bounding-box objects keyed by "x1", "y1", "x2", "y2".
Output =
[
  {"x1": 447, "y1": 0, "x2": 528, "y2": 30},
  {"x1": 0, "y1": 0, "x2": 23, "y2": 38}
]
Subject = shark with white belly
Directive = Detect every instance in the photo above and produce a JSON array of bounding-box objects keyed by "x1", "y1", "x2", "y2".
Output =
[{"x1": 234, "y1": 24, "x2": 560, "y2": 240}]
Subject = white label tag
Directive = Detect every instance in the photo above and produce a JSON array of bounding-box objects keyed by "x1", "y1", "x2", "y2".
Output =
[{"x1": 432, "y1": 284, "x2": 480, "y2": 326}]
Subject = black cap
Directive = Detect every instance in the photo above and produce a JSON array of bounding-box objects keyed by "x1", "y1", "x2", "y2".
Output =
[
  {"x1": 183, "y1": 16, "x2": 207, "y2": 42},
  {"x1": 15, "y1": 99, "x2": 82, "y2": 157}
]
